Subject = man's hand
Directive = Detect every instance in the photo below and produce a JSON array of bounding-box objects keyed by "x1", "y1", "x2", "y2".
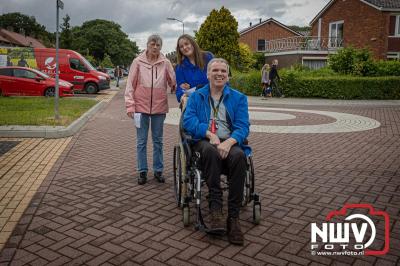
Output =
[
  {"x1": 206, "y1": 131, "x2": 220, "y2": 145},
  {"x1": 217, "y1": 138, "x2": 236, "y2": 159},
  {"x1": 180, "y1": 83, "x2": 190, "y2": 90},
  {"x1": 127, "y1": 112, "x2": 134, "y2": 118}
]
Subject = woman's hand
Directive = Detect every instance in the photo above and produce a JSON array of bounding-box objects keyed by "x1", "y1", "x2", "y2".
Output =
[
  {"x1": 180, "y1": 83, "x2": 190, "y2": 90},
  {"x1": 127, "y1": 112, "x2": 134, "y2": 118}
]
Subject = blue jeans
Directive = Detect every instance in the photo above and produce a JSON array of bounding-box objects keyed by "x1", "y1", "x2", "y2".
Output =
[
  {"x1": 136, "y1": 113, "x2": 166, "y2": 173},
  {"x1": 115, "y1": 76, "x2": 120, "y2": 87}
]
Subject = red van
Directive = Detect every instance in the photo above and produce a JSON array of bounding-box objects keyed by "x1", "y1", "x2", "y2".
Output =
[{"x1": 1, "y1": 47, "x2": 110, "y2": 94}]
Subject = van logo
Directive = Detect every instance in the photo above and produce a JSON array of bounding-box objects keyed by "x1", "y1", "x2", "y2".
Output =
[{"x1": 45, "y1": 57, "x2": 56, "y2": 70}]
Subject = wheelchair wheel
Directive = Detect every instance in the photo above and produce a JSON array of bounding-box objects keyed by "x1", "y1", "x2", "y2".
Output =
[
  {"x1": 242, "y1": 156, "x2": 254, "y2": 206},
  {"x1": 253, "y1": 201, "x2": 261, "y2": 225},
  {"x1": 173, "y1": 145, "x2": 183, "y2": 207},
  {"x1": 182, "y1": 206, "x2": 190, "y2": 226}
]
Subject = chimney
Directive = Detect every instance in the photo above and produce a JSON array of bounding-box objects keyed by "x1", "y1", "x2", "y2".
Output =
[
  {"x1": 250, "y1": 22, "x2": 252, "y2": 27},
  {"x1": 259, "y1": 18, "x2": 262, "y2": 23}
]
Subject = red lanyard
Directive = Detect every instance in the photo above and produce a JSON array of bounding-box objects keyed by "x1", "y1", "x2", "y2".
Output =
[{"x1": 209, "y1": 95, "x2": 223, "y2": 133}]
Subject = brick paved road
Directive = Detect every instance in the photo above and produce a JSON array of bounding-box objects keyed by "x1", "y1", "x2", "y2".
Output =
[{"x1": 0, "y1": 88, "x2": 399, "y2": 265}]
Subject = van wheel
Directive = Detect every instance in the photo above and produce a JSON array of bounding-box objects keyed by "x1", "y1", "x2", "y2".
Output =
[
  {"x1": 85, "y1": 83, "x2": 98, "y2": 94},
  {"x1": 44, "y1": 87, "x2": 55, "y2": 97}
]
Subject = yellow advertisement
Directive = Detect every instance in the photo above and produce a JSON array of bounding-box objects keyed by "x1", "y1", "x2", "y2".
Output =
[{"x1": 0, "y1": 47, "x2": 38, "y2": 68}]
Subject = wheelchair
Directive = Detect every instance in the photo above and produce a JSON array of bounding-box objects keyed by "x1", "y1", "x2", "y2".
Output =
[{"x1": 173, "y1": 114, "x2": 261, "y2": 231}]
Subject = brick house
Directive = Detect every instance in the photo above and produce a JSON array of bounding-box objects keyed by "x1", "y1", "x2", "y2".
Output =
[
  {"x1": 239, "y1": 18, "x2": 303, "y2": 53},
  {"x1": 310, "y1": 0, "x2": 400, "y2": 60}
]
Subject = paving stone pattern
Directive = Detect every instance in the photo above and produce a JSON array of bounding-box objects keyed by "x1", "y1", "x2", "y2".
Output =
[
  {"x1": 0, "y1": 142, "x2": 20, "y2": 157},
  {"x1": 0, "y1": 89, "x2": 399, "y2": 265}
]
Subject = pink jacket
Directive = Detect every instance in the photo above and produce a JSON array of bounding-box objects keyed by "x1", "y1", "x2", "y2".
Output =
[{"x1": 125, "y1": 51, "x2": 176, "y2": 114}]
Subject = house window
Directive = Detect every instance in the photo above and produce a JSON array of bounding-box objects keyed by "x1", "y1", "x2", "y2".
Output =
[
  {"x1": 387, "y1": 52, "x2": 400, "y2": 60},
  {"x1": 396, "y1": 15, "x2": 400, "y2": 36},
  {"x1": 257, "y1": 39, "x2": 266, "y2": 51},
  {"x1": 329, "y1": 20, "x2": 344, "y2": 48}
]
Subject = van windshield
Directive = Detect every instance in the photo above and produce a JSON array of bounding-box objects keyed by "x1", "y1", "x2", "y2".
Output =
[{"x1": 80, "y1": 56, "x2": 96, "y2": 71}]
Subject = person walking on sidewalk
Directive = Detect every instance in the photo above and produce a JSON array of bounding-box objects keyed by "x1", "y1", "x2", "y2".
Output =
[
  {"x1": 260, "y1": 63, "x2": 271, "y2": 97},
  {"x1": 114, "y1": 65, "x2": 123, "y2": 87},
  {"x1": 183, "y1": 58, "x2": 250, "y2": 245},
  {"x1": 269, "y1": 59, "x2": 283, "y2": 97},
  {"x1": 125, "y1": 34, "x2": 176, "y2": 185}
]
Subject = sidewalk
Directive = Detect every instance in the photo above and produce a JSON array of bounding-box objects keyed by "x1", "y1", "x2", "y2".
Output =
[{"x1": 0, "y1": 88, "x2": 399, "y2": 265}]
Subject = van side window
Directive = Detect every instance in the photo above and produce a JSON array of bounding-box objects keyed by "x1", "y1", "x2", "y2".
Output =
[
  {"x1": 69, "y1": 58, "x2": 88, "y2": 72},
  {"x1": 0, "y1": 68, "x2": 13, "y2": 76}
]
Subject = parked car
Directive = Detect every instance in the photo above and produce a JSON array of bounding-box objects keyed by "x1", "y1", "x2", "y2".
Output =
[
  {"x1": 0, "y1": 66, "x2": 74, "y2": 97},
  {"x1": 105, "y1": 68, "x2": 115, "y2": 79},
  {"x1": 1, "y1": 48, "x2": 110, "y2": 94}
]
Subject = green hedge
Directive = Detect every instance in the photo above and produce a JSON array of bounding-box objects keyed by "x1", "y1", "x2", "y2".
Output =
[{"x1": 230, "y1": 70, "x2": 400, "y2": 99}]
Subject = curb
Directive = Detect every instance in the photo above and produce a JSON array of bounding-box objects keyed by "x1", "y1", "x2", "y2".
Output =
[{"x1": 0, "y1": 101, "x2": 105, "y2": 139}]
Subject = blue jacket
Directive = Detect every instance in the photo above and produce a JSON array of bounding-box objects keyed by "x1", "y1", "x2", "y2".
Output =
[
  {"x1": 183, "y1": 84, "x2": 251, "y2": 155},
  {"x1": 175, "y1": 52, "x2": 213, "y2": 102}
]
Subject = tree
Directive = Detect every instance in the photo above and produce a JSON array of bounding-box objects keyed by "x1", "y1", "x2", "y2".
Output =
[
  {"x1": 236, "y1": 43, "x2": 256, "y2": 72},
  {"x1": 100, "y1": 54, "x2": 114, "y2": 68},
  {"x1": 70, "y1": 19, "x2": 139, "y2": 67},
  {"x1": 60, "y1": 14, "x2": 72, "y2": 49},
  {"x1": 0, "y1": 12, "x2": 53, "y2": 47},
  {"x1": 196, "y1": 7, "x2": 240, "y2": 67}
]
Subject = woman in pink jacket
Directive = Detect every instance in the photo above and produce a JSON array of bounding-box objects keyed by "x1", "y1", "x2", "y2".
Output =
[{"x1": 125, "y1": 34, "x2": 176, "y2": 185}]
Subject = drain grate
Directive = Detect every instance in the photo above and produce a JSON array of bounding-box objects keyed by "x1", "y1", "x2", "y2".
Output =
[{"x1": 0, "y1": 141, "x2": 20, "y2": 156}]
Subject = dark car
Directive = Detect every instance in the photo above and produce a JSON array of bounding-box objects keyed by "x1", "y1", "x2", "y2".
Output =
[{"x1": 0, "y1": 66, "x2": 74, "y2": 97}]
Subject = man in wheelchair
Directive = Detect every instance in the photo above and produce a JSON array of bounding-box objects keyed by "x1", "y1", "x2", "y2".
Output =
[{"x1": 183, "y1": 58, "x2": 250, "y2": 245}]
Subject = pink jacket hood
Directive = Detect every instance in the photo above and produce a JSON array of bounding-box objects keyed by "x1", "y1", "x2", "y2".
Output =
[{"x1": 125, "y1": 50, "x2": 176, "y2": 114}]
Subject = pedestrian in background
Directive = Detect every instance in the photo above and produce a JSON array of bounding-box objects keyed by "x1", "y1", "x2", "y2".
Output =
[
  {"x1": 125, "y1": 34, "x2": 176, "y2": 185},
  {"x1": 261, "y1": 63, "x2": 271, "y2": 97},
  {"x1": 269, "y1": 59, "x2": 283, "y2": 97},
  {"x1": 114, "y1": 65, "x2": 122, "y2": 87}
]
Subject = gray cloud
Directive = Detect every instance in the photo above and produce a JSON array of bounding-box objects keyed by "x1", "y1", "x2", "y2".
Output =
[{"x1": 1, "y1": 0, "x2": 327, "y2": 52}]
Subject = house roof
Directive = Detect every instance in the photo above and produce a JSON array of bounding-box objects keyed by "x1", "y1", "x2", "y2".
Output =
[
  {"x1": 310, "y1": 0, "x2": 400, "y2": 25},
  {"x1": 239, "y1": 18, "x2": 302, "y2": 37},
  {"x1": 0, "y1": 35, "x2": 11, "y2": 43},
  {"x1": 0, "y1": 28, "x2": 46, "y2": 48}
]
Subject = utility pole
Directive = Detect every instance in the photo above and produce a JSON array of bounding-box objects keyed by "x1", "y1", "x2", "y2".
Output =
[{"x1": 55, "y1": 0, "x2": 64, "y2": 120}]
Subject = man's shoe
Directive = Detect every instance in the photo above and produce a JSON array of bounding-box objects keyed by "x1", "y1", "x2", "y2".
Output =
[
  {"x1": 138, "y1": 172, "x2": 147, "y2": 185},
  {"x1": 154, "y1": 171, "x2": 165, "y2": 183},
  {"x1": 208, "y1": 209, "x2": 225, "y2": 235},
  {"x1": 227, "y1": 217, "x2": 244, "y2": 245}
]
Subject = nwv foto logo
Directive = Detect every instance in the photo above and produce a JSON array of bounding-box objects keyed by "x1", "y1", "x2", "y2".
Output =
[{"x1": 310, "y1": 204, "x2": 390, "y2": 256}]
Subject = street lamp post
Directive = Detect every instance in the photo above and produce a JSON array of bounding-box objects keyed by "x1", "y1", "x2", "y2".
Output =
[
  {"x1": 55, "y1": 0, "x2": 64, "y2": 121},
  {"x1": 167, "y1": 17, "x2": 184, "y2": 35}
]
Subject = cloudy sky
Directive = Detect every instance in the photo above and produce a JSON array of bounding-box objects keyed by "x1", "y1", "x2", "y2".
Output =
[{"x1": 1, "y1": 0, "x2": 328, "y2": 53}]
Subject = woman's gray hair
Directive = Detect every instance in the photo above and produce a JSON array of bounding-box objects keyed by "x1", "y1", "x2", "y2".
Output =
[
  {"x1": 207, "y1": 58, "x2": 230, "y2": 73},
  {"x1": 147, "y1": 34, "x2": 163, "y2": 47}
]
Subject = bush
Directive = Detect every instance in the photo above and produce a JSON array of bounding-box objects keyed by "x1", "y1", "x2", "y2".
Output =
[
  {"x1": 374, "y1": 60, "x2": 400, "y2": 76},
  {"x1": 230, "y1": 69, "x2": 400, "y2": 99},
  {"x1": 328, "y1": 46, "x2": 376, "y2": 76}
]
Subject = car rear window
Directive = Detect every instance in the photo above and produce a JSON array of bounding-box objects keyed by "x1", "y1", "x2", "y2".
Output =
[{"x1": 0, "y1": 68, "x2": 13, "y2": 77}]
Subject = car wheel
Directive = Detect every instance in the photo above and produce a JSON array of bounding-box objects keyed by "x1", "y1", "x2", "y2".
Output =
[
  {"x1": 44, "y1": 87, "x2": 55, "y2": 97},
  {"x1": 85, "y1": 82, "x2": 98, "y2": 94}
]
